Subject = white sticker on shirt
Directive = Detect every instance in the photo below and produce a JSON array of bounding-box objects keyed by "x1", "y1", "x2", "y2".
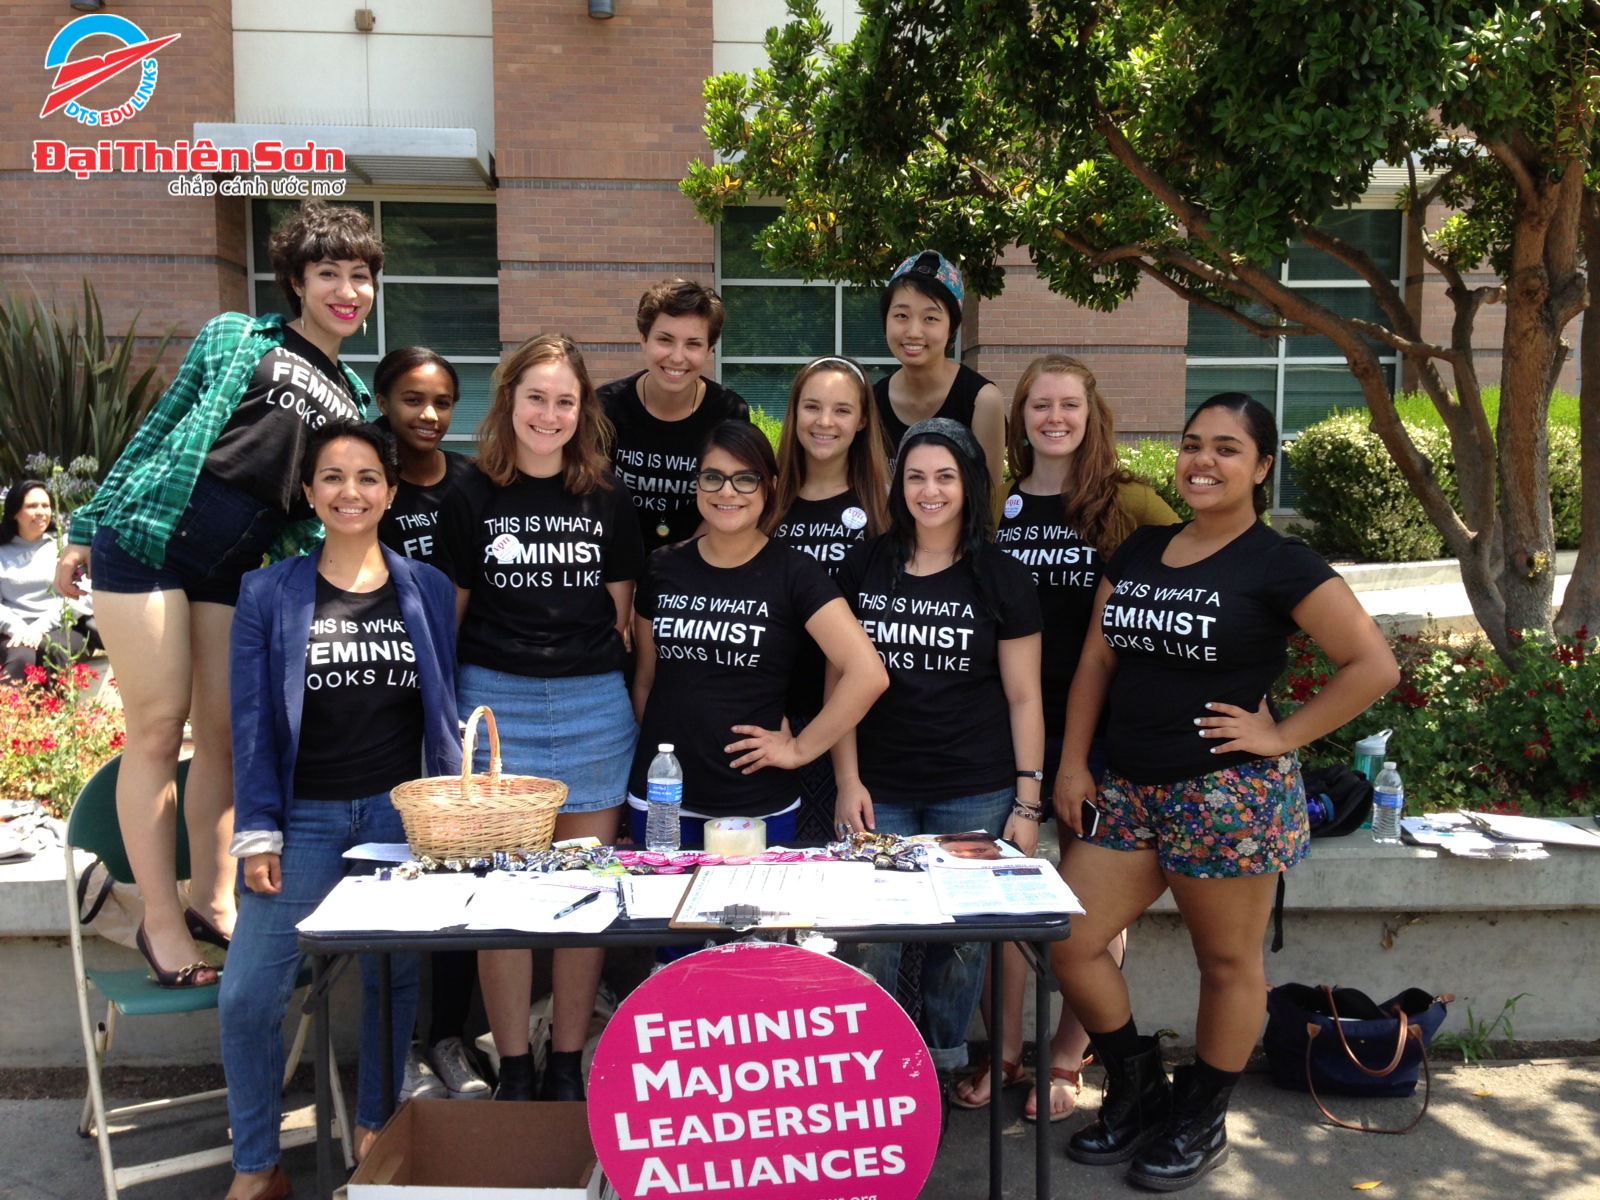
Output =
[
  {"x1": 490, "y1": 533, "x2": 521, "y2": 563},
  {"x1": 841, "y1": 506, "x2": 868, "y2": 530},
  {"x1": 1003, "y1": 493, "x2": 1024, "y2": 520}
]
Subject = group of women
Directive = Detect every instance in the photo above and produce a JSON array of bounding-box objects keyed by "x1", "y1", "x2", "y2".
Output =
[{"x1": 53, "y1": 201, "x2": 1397, "y2": 1198}]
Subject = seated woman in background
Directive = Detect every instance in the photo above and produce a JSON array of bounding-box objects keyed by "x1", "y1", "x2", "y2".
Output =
[
  {"x1": 832, "y1": 417, "x2": 1044, "y2": 1075},
  {"x1": 0, "y1": 481, "x2": 101, "y2": 682},
  {"x1": 1052, "y1": 393, "x2": 1397, "y2": 1191},
  {"x1": 220, "y1": 422, "x2": 460, "y2": 1200},
  {"x1": 629, "y1": 420, "x2": 886, "y2": 846}
]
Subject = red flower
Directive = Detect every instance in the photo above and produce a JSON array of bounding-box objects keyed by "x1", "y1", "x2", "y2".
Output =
[{"x1": 23, "y1": 665, "x2": 47, "y2": 686}]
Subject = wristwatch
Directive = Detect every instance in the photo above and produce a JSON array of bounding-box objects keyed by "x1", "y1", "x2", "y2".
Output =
[{"x1": 1016, "y1": 770, "x2": 1044, "y2": 782}]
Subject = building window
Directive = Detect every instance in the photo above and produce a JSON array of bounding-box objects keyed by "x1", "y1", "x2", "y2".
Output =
[
  {"x1": 247, "y1": 199, "x2": 499, "y2": 440},
  {"x1": 1183, "y1": 209, "x2": 1403, "y2": 507},
  {"x1": 717, "y1": 208, "x2": 900, "y2": 416}
]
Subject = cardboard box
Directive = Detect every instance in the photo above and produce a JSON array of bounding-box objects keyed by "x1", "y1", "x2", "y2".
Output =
[{"x1": 346, "y1": 1099, "x2": 613, "y2": 1198}]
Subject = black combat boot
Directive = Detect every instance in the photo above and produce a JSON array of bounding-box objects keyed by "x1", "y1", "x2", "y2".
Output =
[
  {"x1": 538, "y1": 1047, "x2": 585, "y2": 1102},
  {"x1": 493, "y1": 1052, "x2": 534, "y2": 1101},
  {"x1": 1066, "y1": 1033, "x2": 1171, "y2": 1164},
  {"x1": 1125, "y1": 1062, "x2": 1236, "y2": 1191}
]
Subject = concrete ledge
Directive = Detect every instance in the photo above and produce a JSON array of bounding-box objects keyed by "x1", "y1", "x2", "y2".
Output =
[{"x1": 1335, "y1": 550, "x2": 1577, "y2": 593}]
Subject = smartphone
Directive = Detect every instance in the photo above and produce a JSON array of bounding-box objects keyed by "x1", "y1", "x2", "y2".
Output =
[{"x1": 1081, "y1": 800, "x2": 1102, "y2": 840}]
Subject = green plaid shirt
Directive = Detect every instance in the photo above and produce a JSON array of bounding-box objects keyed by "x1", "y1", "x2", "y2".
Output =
[{"x1": 69, "y1": 312, "x2": 373, "y2": 566}]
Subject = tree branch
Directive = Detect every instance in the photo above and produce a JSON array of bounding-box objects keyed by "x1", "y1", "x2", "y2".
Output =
[
  {"x1": 1341, "y1": 318, "x2": 1463, "y2": 364},
  {"x1": 1484, "y1": 138, "x2": 1540, "y2": 212},
  {"x1": 1298, "y1": 222, "x2": 1427, "y2": 348}
]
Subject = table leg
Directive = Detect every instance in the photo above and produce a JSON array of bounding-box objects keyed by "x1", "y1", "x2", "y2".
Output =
[
  {"x1": 379, "y1": 952, "x2": 395, "y2": 1121},
  {"x1": 1035, "y1": 940, "x2": 1051, "y2": 1200},
  {"x1": 988, "y1": 941, "x2": 1004, "y2": 1199},
  {"x1": 313, "y1": 953, "x2": 334, "y2": 1200}
]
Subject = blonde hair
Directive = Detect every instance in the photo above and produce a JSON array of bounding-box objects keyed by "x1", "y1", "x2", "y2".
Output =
[
  {"x1": 1006, "y1": 354, "x2": 1136, "y2": 555},
  {"x1": 773, "y1": 357, "x2": 890, "y2": 536},
  {"x1": 477, "y1": 334, "x2": 613, "y2": 494}
]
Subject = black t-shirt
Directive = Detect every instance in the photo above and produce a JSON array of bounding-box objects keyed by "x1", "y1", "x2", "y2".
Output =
[
  {"x1": 597, "y1": 372, "x2": 750, "y2": 552},
  {"x1": 632, "y1": 538, "x2": 841, "y2": 818},
  {"x1": 993, "y1": 487, "x2": 1105, "y2": 734},
  {"x1": 436, "y1": 466, "x2": 645, "y2": 678},
  {"x1": 206, "y1": 327, "x2": 365, "y2": 516},
  {"x1": 773, "y1": 491, "x2": 872, "y2": 718},
  {"x1": 1100, "y1": 522, "x2": 1338, "y2": 785},
  {"x1": 293, "y1": 577, "x2": 424, "y2": 801},
  {"x1": 872, "y1": 362, "x2": 991, "y2": 461},
  {"x1": 839, "y1": 538, "x2": 1042, "y2": 803},
  {"x1": 379, "y1": 451, "x2": 474, "y2": 570}
]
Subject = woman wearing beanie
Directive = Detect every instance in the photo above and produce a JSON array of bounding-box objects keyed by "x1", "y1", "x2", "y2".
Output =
[
  {"x1": 874, "y1": 251, "x2": 1005, "y2": 486},
  {"x1": 833, "y1": 417, "x2": 1044, "y2": 1073}
]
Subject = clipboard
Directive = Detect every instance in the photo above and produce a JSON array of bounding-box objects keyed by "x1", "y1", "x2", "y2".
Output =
[
  {"x1": 1458, "y1": 811, "x2": 1600, "y2": 849},
  {"x1": 668, "y1": 865, "x2": 815, "y2": 930}
]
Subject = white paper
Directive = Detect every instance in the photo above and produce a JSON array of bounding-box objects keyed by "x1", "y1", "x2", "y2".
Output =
[
  {"x1": 464, "y1": 872, "x2": 619, "y2": 933},
  {"x1": 620, "y1": 874, "x2": 693, "y2": 920},
  {"x1": 342, "y1": 842, "x2": 414, "y2": 863},
  {"x1": 677, "y1": 861, "x2": 876, "y2": 926},
  {"x1": 1458, "y1": 811, "x2": 1600, "y2": 849},
  {"x1": 820, "y1": 869, "x2": 953, "y2": 927},
  {"x1": 928, "y1": 858, "x2": 1084, "y2": 916},
  {"x1": 297, "y1": 874, "x2": 480, "y2": 934}
]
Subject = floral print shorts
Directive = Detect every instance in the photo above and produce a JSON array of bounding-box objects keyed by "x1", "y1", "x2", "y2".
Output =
[{"x1": 1090, "y1": 754, "x2": 1310, "y2": 878}]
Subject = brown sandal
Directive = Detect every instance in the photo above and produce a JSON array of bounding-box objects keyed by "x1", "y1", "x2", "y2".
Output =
[
  {"x1": 1023, "y1": 1058, "x2": 1091, "y2": 1123},
  {"x1": 950, "y1": 1057, "x2": 1033, "y2": 1109}
]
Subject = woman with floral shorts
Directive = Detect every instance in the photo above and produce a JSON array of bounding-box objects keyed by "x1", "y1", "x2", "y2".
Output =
[{"x1": 1049, "y1": 393, "x2": 1398, "y2": 1192}]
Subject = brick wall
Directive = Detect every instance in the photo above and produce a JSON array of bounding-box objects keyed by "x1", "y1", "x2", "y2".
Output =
[
  {"x1": 492, "y1": 0, "x2": 719, "y2": 384},
  {"x1": 1, "y1": 2, "x2": 243, "y2": 348}
]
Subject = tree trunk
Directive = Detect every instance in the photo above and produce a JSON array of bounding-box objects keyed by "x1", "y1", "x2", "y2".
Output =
[{"x1": 1554, "y1": 188, "x2": 1600, "y2": 638}]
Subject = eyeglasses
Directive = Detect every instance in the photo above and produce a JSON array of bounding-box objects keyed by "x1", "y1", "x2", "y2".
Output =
[{"x1": 697, "y1": 469, "x2": 764, "y2": 494}]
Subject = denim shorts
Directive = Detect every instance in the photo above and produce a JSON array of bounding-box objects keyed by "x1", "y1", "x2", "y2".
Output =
[
  {"x1": 457, "y1": 664, "x2": 636, "y2": 812},
  {"x1": 91, "y1": 472, "x2": 285, "y2": 606},
  {"x1": 1092, "y1": 754, "x2": 1310, "y2": 879}
]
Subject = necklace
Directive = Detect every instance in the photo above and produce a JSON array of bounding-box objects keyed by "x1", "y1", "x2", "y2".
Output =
[{"x1": 642, "y1": 372, "x2": 701, "y2": 421}]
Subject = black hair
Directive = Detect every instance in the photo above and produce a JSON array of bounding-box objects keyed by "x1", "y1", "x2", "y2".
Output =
[
  {"x1": 299, "y1": 421, "x2": 400, "y2": 489},
  {"x1": 699, "y1": 420, "x2": 780, "y2": 536},
  {"x1": 0, "y1": 480, "x2": 53, "y2": 547},
  {"x1": 374, "y1": 346, "x2": 460, "y2": 401},
  {"x1": 1183, "y1": 391, "x2": 1278, "y2": 515},
  {"x1": 269, "y1": 199, "x2": 385, "y2": 317},
  {"x1": 885, "y1": 430, "x2": 993, "y2": 594},
  {"x1": 879, "y1": 251, "x2": 963, "y2": 335}
]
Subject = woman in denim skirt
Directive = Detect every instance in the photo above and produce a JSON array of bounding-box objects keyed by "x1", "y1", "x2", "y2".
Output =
[{"x1": 434, "y1": 334, "x2": 646, "y2": 1103}]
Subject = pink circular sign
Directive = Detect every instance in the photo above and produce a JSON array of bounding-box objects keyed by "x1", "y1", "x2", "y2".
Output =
[{"x1": 588, "y1": 942, "x2": 941, "y2": 1199}]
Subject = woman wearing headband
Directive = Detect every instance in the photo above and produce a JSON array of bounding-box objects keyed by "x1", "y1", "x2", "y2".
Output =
[
  {"x1": 833, "y1": 417, "x2": 1044, "y2": 1075},
  {"x1": 875, "y1": 251, "x2": 1005, "y2": 485}
]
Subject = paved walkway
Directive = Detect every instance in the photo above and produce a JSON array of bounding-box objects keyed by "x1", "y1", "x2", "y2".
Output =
[{"x1": 4, "y1": 1057, "x2": 1596, "y2": 1198}]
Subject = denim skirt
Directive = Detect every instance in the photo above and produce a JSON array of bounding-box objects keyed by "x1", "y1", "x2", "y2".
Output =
[{"x1": 457, "y1": 665, "x2": 636, "y2": 812}]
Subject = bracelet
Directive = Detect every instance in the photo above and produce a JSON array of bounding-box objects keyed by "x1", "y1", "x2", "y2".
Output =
[
  {"x1": 1011, "y1": 802, "x2": 1043, "y2": 822},
  {"x1": 1016, "y1": 769, "x2": 1044, "y2": 782}
]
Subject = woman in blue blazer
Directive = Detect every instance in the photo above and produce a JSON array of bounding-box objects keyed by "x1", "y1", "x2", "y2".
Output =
[{"x1": 219, "y1": 422, "x2": 460, "y2": 1200}]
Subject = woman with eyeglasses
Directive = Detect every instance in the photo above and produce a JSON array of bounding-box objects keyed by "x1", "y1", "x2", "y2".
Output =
[
  {"x1": 628, "y1": 421, "x2": 886, "y2": 846},
  {"x1": 434, "y1": 334, "x2": 645, "y2": 1103},
  {"x1": 769, "y1": 356, "x2": 890, "y2": 840}
]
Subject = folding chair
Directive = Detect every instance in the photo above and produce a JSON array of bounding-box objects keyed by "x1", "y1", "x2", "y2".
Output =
[{"x1": 65, "y1": 754, "x2": 354, "y2": 1198}]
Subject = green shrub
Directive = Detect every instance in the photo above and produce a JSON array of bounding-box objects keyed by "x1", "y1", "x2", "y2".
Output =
[
  {"x1": 1281, "y1": 628, "x2": 1600, "y2": 815},
  {"x1": 1118, "y1": 439, "x2": 1192, "y2": 521},
  {"x1": 0, "y1": 281, "x2": 174, "y2": 483},
  {"x1": 750, "y1": 405, "x2": 783, "y2": 453}
]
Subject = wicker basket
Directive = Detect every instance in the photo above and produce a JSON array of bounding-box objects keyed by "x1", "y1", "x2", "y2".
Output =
[{"x1": 390, "y1": 706, "x2": 567, "y2": 859}]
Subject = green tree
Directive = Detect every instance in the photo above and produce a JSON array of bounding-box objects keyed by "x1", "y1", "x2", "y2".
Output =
[{"x1": 684, "y1": 0, "x2": 1599, "y2": 665}]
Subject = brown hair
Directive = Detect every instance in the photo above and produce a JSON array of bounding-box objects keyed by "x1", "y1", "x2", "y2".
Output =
[
  {"x1": 701, "y1": 420, "x2": 782, "y2": 537},
  {"x1": 635, "y1": 278, "x2": 726, "y2": 347},
  {"x1": 476, "y1": 334, "x2": 614, "y2": 495},
  {"x1": 1006, "y1": 355, "x2": 1136, "y2": 555},
  {"x1": 772, "y1": 357, "x2": 890, "y2": 536},
  {"x1": 269, "y1": 200, "x2": 384, "y2": 317}
]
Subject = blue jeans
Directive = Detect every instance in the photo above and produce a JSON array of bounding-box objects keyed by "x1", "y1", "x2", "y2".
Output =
[
  {"x1": 219, "y1": 794, "x2": 419, "y2": 1173},
  {"x1": 854, "y1": 786, "x2": 1015, "y2": 1070}
]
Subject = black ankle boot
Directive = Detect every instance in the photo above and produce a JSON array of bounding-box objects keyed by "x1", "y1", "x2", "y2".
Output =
[
  {"x1": 539, "y1": 1048, "x2": 585, "y2": 1102},
  {"x1": 1066, "y1": 1034, "x2": 1171, "y2": 1165},
  {"x1": 494, "y1": 1052, "x2": 534, "y2": 1102},
  {"x1": 1125, "y1": 1063, "x2": 1235, "y2": 1191}
]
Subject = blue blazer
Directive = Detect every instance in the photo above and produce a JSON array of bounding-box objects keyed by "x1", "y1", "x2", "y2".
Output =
[{"x1": 231, "y1": 544, "x2": 462, "y2": 837}]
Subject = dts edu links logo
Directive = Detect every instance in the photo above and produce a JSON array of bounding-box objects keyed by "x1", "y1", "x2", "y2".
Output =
[{"x1": 40, "y1": 14, "x2": 180, "y2": 126}]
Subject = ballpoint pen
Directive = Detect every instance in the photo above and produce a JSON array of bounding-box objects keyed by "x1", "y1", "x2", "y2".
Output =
[{"x1": 554, "y1": 890, "x2": 605, "y2": 920}]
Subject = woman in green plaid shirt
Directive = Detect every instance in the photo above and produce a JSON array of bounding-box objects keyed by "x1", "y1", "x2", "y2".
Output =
[{"x1": 55, "y1": 200, "x2": 384, "y2": 989}]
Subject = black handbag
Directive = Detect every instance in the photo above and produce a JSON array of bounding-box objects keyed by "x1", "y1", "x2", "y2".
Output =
[
  {"x1": 1263, "y1": 983, "x2": 1453, "y2": 1133},
  {"x1": 1301, "y1": 764, "x2": 1373, "y2": 838}
]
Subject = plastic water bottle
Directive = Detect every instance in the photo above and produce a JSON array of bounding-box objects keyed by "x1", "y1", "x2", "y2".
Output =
[
  {"x1": 1371, "y1": 761, "x2": 1404, "y2": 844},
  {"x1": 645, "y1": 744, "x2": 683, "y2": 853}
]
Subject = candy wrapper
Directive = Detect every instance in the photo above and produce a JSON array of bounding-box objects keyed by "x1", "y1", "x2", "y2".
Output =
[{"x1": 825, "y1": 830, "x2": 927, "y2": 871}]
